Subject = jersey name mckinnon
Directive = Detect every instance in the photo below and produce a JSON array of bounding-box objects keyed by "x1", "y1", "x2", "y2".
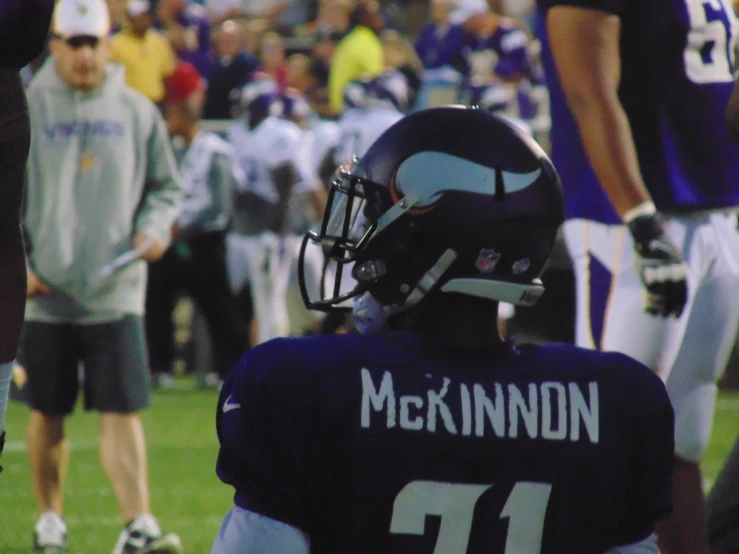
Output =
[{"x1": 359, "y1": 368, "x2": 599, "y2": 444}]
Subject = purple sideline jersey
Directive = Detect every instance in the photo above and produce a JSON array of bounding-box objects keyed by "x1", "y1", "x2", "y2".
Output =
[
  {"x1": 415, "y1": 22, "x2": 467, "y2": 71},
  {"x1": 462, "y1": 20, "x2": 531, "y2": 84},
  {"x1": 537, "y1": 0, "x2": 739, "y2": 224},
  {"x1": 159, "y1": 3, "x2": 213, "y2": 80},
  {"x1": 0, "y1": 0, "x2": 55, "y2": 68},
  {"x1": 216, "y1": 331, "x2": 673, "y2": 553}
]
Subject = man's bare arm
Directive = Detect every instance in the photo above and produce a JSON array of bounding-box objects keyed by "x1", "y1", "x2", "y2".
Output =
[{"x1": 547, "y1": 6, "x2": 650, "y2": 218}]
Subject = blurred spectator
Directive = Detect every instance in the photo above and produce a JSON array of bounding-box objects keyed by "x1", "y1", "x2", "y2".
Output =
[
  {"x1": 205, "y1": 0, "x2": 291, "y2": 28},
  {"x1": 243, "y1": 18, "x2": 271, "y2": 57},
  {"x1": 461, "y1": 12, "x2": 531, "y2": 88},
  {"x1": 203, "y1": 20, "x2": 258, "y2": 119},
  {"x1": 414, "y1": 0, "x2": 466, "y2": 109},
  {"x1": 256, "y1": 31, "x2": 289, "y2": 89},
  {"x1": 111, "y1": 0, "x2": 176, "y2": 103},
  {"x1": 328, "y1": 0, "x2": 385, "y2": 113},
  {"x1": 500, "y1": 0, "x2": 535, "y2": 30},
  {"x1": 274, "y1": 0, "x2": 311, "y2": 36},
  {"x1": 147, "y1": 61, "x2": 248, "y2": 389},
  {"x1": 381, "y1": 30, "x2": 422, "y2": 108},
  {"x1": 312, "y1": 28, "x2": 343, "y2": 71},
  {"x1": 204, "y1": 0, "x2": 247, "y2": 25},
  {"x1": 288, "y1": 52, "x2": 332, "y2": 116},
  {"x1": 106, "y1": 0, "x2": 127, "y2": 33},
  {"x1": 450, "y1": 0, "x2": 489, "y2": 25},
  {"x1": 157, "y1": 0, "x2": 214, "y2": 79},
  {"x1": 304, "y1": 0, "x2": 352, "y2": 35},
  {"x1": 286, "y1": 53, "x2": 315, "y2": 92}
]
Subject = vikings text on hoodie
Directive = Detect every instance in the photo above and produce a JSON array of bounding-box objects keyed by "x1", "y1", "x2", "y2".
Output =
[{"x1": 24, "y1": 60, "x2": 182, "y2": 323}]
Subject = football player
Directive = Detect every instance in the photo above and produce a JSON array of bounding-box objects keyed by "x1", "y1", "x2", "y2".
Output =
[
  {"x1": 0, "y1": 0, "x2": 55, "y2": 473},
  {"x1": 281, "y1": 88, "x2": 329, "y2": 336},
  {"x1": 146, "y1": 61, "x2": 247, "y2": 388},
  {"x1": 211, "y1": 106, "x2": 674, "y2": 553},
  {"x1": 536, "y1": 0, "x2": 739, "y2": 552},
  {"x1": 226, "y1": 78, "x2": 304, "y2": 344},
  {"x1": 334, "y1": 70, "x2": 409, "y2": 167}
]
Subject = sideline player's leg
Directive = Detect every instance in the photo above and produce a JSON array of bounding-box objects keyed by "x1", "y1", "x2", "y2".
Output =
[
  {"x1": 145, "y1": 247, "x2": 181, "y2": 389},
  {"x1": 80, "y1": 315, "x2": 182, "y2": 553},
  {"x1": 285, "y1": 234, "x2": 326, "y2": 335},
  {"x1": 185, "y1": 232, "x2": 247, "y2": 380},
  {"x1": 19, "y1": 322, "x2": 80, "y2": 552}
]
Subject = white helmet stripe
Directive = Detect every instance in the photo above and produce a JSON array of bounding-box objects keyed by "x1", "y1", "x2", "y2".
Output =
[{"x1": 395, "y1": 151, "x2": 541, "y2": 207}]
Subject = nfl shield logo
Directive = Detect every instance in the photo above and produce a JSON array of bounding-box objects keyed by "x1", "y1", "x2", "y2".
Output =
[{"x1": 475, "y1": 248, "x2": 500, "y2": 274}]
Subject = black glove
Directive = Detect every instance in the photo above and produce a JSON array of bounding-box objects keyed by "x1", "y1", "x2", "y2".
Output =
[{"x1": 627, "y1": 213, "x2": 688, "y2": 318}]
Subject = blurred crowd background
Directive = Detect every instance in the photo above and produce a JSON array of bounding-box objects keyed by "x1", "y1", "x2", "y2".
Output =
[
  {"x1": 23, "y1": 0, "x2": 549, "y2": 133},
  {"x1": 16, "y1": 0, "x2": 739, "y2": 389}
]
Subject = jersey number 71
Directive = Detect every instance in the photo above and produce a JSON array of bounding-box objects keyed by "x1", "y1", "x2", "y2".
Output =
[{"x1": 390, "y1": 480, "x2": 552, "y2": 553}]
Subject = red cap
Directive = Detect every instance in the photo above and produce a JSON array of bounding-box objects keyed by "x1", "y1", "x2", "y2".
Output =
[{"x1": 165, "y1": 61, "x2": 205, "y2": 104}]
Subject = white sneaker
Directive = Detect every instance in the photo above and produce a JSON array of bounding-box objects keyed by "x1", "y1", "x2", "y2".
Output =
[
  {"x1": 112, "y1": 514, "x2": 182, "y2": 554},
  {"x1": 33, "y1": 511, "x2": 67, "y2": 552}
]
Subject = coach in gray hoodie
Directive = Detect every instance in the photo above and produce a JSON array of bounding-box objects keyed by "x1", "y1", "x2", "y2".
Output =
[{"x1": 20, "y1": 1, "x2": 183, "y2": 552}]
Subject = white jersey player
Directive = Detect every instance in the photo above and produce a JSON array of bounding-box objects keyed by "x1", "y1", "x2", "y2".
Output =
[
  {"x1": 226, "y1": 78, "x2": 305, "y2": 344},
  {"x1": 330, "y1": 71, "x2": 409, "y2": 301},
  {"x1": 281, "y1": 88, "x2": 332, "y2": 335},
  {"x1": 334, "y1": 72, "x2": 408, "y2": 167}
]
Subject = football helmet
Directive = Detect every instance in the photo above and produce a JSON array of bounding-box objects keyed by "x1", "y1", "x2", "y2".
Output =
[
  {"x1": 343, "y1": 75, "x2": 372, "y2": 109},
  {"x1": 465, "y1": 83, "x2": 516, "y2": 113},
  {"x1": 282, "y1": 87, "x2": 311, "y2": 124},
  {"x1": 365, "y1": 70, "x2": 409, "y2": 112},
  {"x1": 239, "y1": 77, "x2": 282, "y2": 126},
  {"x1": 298, "y1": 106, "x2": 564, "y2": 323}
]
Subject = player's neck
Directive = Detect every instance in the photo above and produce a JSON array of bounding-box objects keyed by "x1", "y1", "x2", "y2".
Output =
[
  {"x1": 182, "y1": 124, "x2": 199, "y2": 146},
  {"x1": 393, "y1": 294, "x2": 505, "y2": 350}
]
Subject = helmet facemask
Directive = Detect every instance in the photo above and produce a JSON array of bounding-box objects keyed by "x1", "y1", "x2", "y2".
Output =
[
  {"x1": 298, "y1": 160, "x2": 461, "y2": 319},
  {"x1": 298, "y1": 160, "x2": 378, "y2": 312}
]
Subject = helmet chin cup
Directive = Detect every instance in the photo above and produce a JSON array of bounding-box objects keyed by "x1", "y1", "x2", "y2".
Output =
[{"x1": 352, "y1": 292, "x2": 388, "y2": 334}]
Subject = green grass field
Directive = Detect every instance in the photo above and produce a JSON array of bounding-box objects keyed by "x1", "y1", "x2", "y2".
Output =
[{"x1": 1, "y1": 378, "x2": 738, "y2": 554}]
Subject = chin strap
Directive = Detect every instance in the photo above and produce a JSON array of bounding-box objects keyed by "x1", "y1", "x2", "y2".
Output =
[{"x1": 353, "y1": 249, "x2": 458, "y2": 334}]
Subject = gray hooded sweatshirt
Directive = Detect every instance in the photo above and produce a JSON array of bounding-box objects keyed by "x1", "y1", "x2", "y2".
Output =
[{"x1": 24, "y1": 60, "x2": 182, "y2": 323}]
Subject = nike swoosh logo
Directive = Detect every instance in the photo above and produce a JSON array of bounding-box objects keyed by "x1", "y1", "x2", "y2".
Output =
[{"x1": 223, "y1": 396, "x2": 241, "y2": 413}]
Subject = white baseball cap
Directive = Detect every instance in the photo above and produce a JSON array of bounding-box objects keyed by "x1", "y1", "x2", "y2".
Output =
[
  {"x1": 53, "y1": 0, "x2": 111, "y2": 38},
  {"x1": 126, "y1": 0, "x2": 152, "y2": 18}
]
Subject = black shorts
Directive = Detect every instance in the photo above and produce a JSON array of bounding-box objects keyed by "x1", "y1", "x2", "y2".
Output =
[{"x1": 17, "y1": 315, "x2": 150, "y2": 416}]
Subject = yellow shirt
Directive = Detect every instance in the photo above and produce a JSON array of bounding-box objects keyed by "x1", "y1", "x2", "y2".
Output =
[
  {"x1": 328, "y1": 26, "x2": 385, "y2": 113},
  {"x1": 110, "y1": 29, "x2": 176, "y2": 102}
]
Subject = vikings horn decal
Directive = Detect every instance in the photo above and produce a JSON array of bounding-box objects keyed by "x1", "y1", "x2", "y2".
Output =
[{"x1": 391, "y1": 151, "x2": 541, "y2": 209}]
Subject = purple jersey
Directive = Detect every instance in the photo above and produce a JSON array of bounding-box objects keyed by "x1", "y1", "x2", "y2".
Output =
[
  {"x1": 159, "y1": 4, "x2": 213, "y2": 80},
  {"x1": 538, "y1": 0, "x2": 739, "y2": 223},
  {"x1": 216, "y1": 332, "x2": 673, "y2": 553},
  {"x1": 414, "y1": 23, "x2": 467, "y2": 71},
  {"x1": 462, "y1": 20, "x2": 531, "y2": 84}
]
